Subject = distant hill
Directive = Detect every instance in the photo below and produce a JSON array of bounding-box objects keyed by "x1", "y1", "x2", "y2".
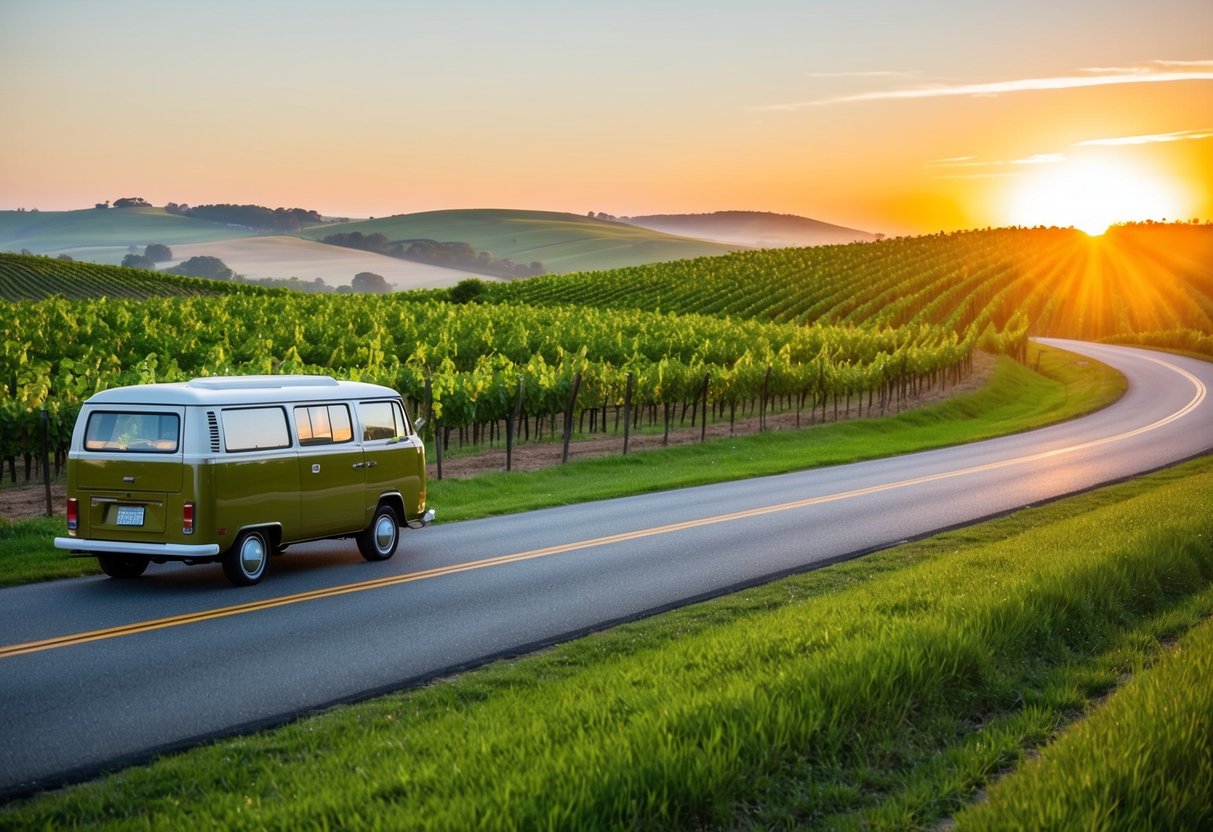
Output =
[
  {"x1": 621, "y1": 211, "x2": 880, "y2": 248},
  {"x1": 0, "y1": 207, "x2": 260, "y2": 262},
  {"x1": 163, "y1": 237, "x2": 485, "y2": 291},
  {"x1": 0, "y1": 252, "x2": 269, "y2": 301},
  {"x1": 301, "y1": 209, "x2": 742, "y2": 274}
]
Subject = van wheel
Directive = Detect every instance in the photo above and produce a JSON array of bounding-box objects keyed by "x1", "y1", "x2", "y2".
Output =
[
  {"x1": 98, "y1": 554, "x2": 148, "y2": 579},
  {"x1": 358, "y1": 504, "x2": 399, "y2": 561},
  {"x1": 223, "y1": 529, "x2": 269, "y2": 586}
]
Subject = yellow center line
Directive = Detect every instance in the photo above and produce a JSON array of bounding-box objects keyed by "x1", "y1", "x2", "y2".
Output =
[{"x1": 1, "y1": 352, "x2": 1205, "y2": 661}]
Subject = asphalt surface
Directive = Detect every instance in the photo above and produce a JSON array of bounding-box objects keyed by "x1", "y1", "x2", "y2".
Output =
[{"x1": 1, "y1": 339, "x2": 1211, "y2": 800}]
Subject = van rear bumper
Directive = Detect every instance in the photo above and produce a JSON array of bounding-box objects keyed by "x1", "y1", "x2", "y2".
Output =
[{"x1": 54, "y1": 537, "x2": 221, "y2": 558}]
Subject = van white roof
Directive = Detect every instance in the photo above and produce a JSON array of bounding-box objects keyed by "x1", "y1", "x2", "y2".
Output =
[{"x1": 83, "y1": 376, "x2": 403, "y2": 407}]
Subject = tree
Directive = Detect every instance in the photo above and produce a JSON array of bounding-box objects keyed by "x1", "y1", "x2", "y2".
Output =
[
  {"x1": 166, "y1": 256, "x2": 235, "y2": 281},
  {"x1": 449, "y1": 277, "x2": 487, "y2": 304},
  {"x1": 351, "y1": 272, "x2": 391, "y2": 293},
  {"x1": 112, "y1": 197, "x2": 151, "y2": 208},
  {"x1": 121, "y1": 254, "x2": 156, "y2": 270},
  {"x1": 144, "y1": 243, "x2": 173, "y2": 262}
]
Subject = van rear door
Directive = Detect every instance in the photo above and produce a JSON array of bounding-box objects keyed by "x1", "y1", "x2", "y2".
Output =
[{"x1": 75, "y1": 406, "x2": 185, "y2": 537}]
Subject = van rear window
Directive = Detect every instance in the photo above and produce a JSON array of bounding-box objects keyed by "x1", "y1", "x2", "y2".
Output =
[
  {"x1": 85, "y1": 412, "x2": 180, "y2": 453},
  {"x1": 222, "y1": 407, "x2": 291, "y2": 452}
]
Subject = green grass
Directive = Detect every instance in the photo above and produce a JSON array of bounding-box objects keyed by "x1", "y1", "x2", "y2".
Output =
[
  {"x1": 954, "y1": 610, "x2": 1213, "y2": 831},
  {"x1": 0, "y1": 343, "x2": 1122, "y2": 587},
  {"x1": 4, "y1": 455, "x2": 1210, "y2": 829},
  {"x1": 0, "y1": 207, "x2": 256, "y2": 258},
  {"x1": 428, "y1": 342, "x2": 1125, "y2": 521},
  {"x1": 0, "y1": 517, "x2": 97, "y2": 584},
  {"x1": 299, "y1": 209, "x2": 741, "y2": 273}
]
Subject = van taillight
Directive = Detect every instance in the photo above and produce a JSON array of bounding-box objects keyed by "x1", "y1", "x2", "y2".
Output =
[
  {"x1": 67, "y1": 498, "x2": 78, "y2": 534},
  {"x1": 183, "y1": 502, "x2": 195, "y2": 535}
]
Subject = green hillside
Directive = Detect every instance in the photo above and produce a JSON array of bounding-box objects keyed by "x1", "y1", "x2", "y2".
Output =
[
  {"x1": 487, "y1": 223, "x2": 1213, "y2": 346},
  {"x1": 0, "y1": 252, "x2": 270, "y2": 301},
  {"x1": 301, "y1": 209, "x2": 743, "y2": 273},
  {"x1": 0, "y1": 207, "x2": 258, "y2": 263}
]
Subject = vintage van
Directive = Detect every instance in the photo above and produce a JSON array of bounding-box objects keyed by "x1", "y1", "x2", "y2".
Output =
[{"x1": 54, "y1": 375, "x2": 433, "y2": 586}]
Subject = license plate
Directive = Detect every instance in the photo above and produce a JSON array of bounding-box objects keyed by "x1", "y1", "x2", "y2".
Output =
[{"x1": 116, "y1": 505, "x2": 145, "y2": 526}]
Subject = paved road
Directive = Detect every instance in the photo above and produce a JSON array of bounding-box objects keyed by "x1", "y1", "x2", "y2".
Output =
[{"x1": 1, "y1": 340, "x2": 1211, "y2": 799}]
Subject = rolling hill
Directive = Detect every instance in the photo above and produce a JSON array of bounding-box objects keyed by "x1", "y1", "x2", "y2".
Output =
[
  {"x1": 299, "y1": 209, "x2": 743, "y2": 273},
  {"x1": 162, "y1": 237, "x2": 487, "y2": 291},
  {"x1": 621, "y1": 210, "x2": 880, "y2": 247},
  {"x1": 0, "y1": 207, "x2": 259, "y2": 262}
]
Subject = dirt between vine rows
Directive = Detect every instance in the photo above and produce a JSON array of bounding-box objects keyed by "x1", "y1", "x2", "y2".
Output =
[{"x1": 0, "y1": 352, "x2": 994, "y2": 522}]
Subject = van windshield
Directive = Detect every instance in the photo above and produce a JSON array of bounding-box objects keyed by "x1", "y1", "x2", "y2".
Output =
[{"x1": 85, "y1": 411, "x2": 180, "y2": 453}]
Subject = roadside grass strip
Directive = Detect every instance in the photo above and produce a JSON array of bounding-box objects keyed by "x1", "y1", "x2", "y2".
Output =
[
  {"x1": 953, "y1": 606, "x2": 1213, "y2": 831},
  {"x1": 4, "y1": 457, "x2": 1211, "y2": 829},
  {"x1": 429, "y1": 342, "x2": 1124, "y2": 521}
]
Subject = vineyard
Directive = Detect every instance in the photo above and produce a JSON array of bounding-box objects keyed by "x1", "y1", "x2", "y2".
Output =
[
  {"x1": 487, "y1": 223, "x2": 1213, "y2": 345},
  {"x1": 3, "y1": 222, "x2": 1211, "y2": 481},
  {"x1": 0, "y1": 253, "x2": 269, "y2": 301},
  {"x1": 0, "y1": 294, "x2": 975, "y2": 479}
]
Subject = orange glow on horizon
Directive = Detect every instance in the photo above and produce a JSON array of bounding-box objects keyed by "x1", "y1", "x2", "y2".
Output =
[{"x1": 1001, "y1": 157, "x2": 1191, "y2": 236}]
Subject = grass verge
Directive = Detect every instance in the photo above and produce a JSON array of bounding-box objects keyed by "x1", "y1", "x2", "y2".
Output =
[
  {"x1": 0, "y1": 343, "x2": 1123, "y2": 587},
  {"x1": 429, "y1": 342, "x2": 1124, "y2": 521},
  {"x1": 4, "y1": 455, "x2": 1210, "y2": 829},
  {"x1": 953, "y1": 610, "x2": 1213, "y2": 831}
]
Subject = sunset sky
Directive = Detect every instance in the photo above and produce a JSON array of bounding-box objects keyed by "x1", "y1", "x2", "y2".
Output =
[{"x1": 2, "y1": 0, "x2": 1210, "y2": 235}]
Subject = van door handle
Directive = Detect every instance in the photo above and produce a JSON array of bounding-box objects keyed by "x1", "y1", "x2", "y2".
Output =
[
  {"x1": 365, "y1": 461, "x2": 378, "y2": 468},
  {"x1": 351, "y1": 462, "x2": 365, "y2": 469}
]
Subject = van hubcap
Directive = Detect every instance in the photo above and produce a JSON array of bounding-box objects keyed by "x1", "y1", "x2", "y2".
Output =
[
  {"x1": 374, "y1": 516, "x2": 395, "y2": 553},
  {"x1": 241, "y1": 536, "x2": 266, "y2": 576}
]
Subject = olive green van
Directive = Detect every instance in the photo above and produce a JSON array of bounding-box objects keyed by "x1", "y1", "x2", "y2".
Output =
[{"x1": 54, "y1": 375, "x2": 433, "y2": 586}]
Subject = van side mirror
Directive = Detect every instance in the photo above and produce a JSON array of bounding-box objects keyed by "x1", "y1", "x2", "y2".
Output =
[{"x1": 413, "y1": 418, "x2": 427, "y2": 431}]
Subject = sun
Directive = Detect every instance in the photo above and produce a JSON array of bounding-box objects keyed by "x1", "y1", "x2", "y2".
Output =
[{"x1": 1003, "y1": 157, "x2": 1186, "y2": 236}]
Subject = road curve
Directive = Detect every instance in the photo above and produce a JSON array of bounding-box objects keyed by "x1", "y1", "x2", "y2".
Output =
[{"x1": 1, "y1": 340, "x2": 1211, "y2": 799}]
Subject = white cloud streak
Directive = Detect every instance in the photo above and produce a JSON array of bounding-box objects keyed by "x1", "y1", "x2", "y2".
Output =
[
  {"x1": 1076, "y1": 128, "x2": 1213, "y2": 146},
  {"x1": 758, "y1": 60, "x2": 1213, "y2": 110}
]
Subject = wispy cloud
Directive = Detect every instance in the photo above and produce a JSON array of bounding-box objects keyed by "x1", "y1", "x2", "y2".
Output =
[
  {"x1": 758, "y1": 60, "x2": 1213, "y2": 110},
  {"x1": 925, "y1": 152, "x2": 1064, "y2": 179},
  {"x1": 1012, "y1": 153, "x2": 1065, "y2": 165},
  {"x1": 805, "y1": 70, "x2": 917, "y2": 79},
  {"x1": 1076, "y1": 128, "x2": 1213, "y2": 146}
]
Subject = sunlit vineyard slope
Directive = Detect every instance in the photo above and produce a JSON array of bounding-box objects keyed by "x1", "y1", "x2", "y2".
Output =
[{"x1": 487, "y1": 224, "x2": 1213, "y2": 345}]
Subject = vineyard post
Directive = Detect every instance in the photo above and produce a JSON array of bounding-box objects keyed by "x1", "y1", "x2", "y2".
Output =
[
  {"x1": 41, "y1": 409, "x2": 52, "y2": 517},
  {"x1": 424, "y1": 376, "x2": 442, "y2": 481},
  {"x1": 622, "y1": 372, "x2": 634, "y2": 456},
  {"x1": 700, "y1": 373, "x2": 710, "y2": 443},
  {"x1": 760, "y1": 366, "x2": 772, "y2": 432},
  {"x1": 507, "y1": 376, "x2": 524, "y2": 472},
  {"x1": 561, "y1": 372, "x2": 582, "y2": 465}
]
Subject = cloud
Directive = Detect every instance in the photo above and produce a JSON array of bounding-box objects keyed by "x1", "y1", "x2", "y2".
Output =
[
  {"x1": 1012, "y1": 153, "x2": 1065, "y2": 165},
  {"x1": 1076, "y1": 128, "x2": 1213, "y2": 147},
  {"x1": 758, "y1": 60, "x2": 1213, "y2": 110},
  {"x1": 805, "y1": 70, "x2": 917, "y2": 78}
]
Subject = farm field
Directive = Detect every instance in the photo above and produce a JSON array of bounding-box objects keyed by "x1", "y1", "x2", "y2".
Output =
[
  {"x1": 162, "y1": 236, "x2": 485, "y2": 290},
  {"x1": 4, "y1": 454, "x2": 1210, "y2": 829},
  {"x1": 298, "y1": 208, "x2": 745, "y2": 273}
]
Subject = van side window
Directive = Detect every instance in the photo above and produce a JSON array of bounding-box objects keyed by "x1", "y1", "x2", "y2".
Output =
[
  {"x1": 84, "y1": 411, "x2": 180, "y2": 453},
  {"x1": 222, "y1": 407, "x2": 291, "y2": 452},
  {"x1": 360, "y1": 401, "x2": 407, "y2": 442},
  {"x1": 294, "y1": 404, "x2": 354, "y2": 446}
]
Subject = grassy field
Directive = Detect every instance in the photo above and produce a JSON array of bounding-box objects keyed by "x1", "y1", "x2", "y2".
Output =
[
  {"x1": 0, "y1": 208, "x2": 256, "y2": 257},
  {"x1": 0, "y1": 343, "x2": 1123, "y2": 587},
  {"x1": 299, "y1": 209, "x2": 742, "y2": 273},
  {"x1": 3, "y1": 454, "x2": 1209, "y2": 828}
]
